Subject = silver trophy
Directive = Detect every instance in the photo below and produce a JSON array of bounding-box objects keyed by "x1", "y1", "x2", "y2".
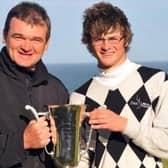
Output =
[{"x1": 25, "y1": 104, "x2": 88, "y2": 168}]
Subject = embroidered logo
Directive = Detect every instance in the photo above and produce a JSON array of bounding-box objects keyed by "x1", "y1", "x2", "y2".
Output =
[{"x1": 130, "y1": 96, "x2": 150, "y2": 109}]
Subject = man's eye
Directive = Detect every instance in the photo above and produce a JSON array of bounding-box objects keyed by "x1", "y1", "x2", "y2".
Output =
[
  {"x1": 109, "y1": 37, "x2": 117, "y2": 41},
  {"x1": 95, "y1": 38, "x2": 102, "y2": 42},
  {"x1": 13, "y1": 36, "x2": 23, "y2": 40},
  {"x1": 31, "y1": 38, "x2": 44, "y2": 43}
]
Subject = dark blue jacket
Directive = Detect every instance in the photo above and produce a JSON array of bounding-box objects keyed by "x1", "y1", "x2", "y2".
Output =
[{"x1": 0, "y1": 47, "x2": 69, "y2": 168}]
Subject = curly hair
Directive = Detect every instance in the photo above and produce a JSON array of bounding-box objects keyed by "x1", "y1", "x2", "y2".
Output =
[{"x1": 82, "y1": 2, "x2": 133, "y2": 54}]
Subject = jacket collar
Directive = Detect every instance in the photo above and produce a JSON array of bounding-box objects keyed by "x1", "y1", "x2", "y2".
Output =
[{"x1": 0, "y1": 47, "x2": 48, "y2": 86}]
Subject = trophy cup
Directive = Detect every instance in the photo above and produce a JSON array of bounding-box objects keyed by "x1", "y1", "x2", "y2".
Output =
[
  {"x1": 25, "y1": 104, "x2": 87, "y2": 168},
  {"x1": 49, "y1": 104, "x2": 86, "y2": 167}
]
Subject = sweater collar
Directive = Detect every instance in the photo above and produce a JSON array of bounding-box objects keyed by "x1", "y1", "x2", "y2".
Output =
[
  {"x1": 97, "y1": 58, "x2": 133, "y2": 78},
  {"x1": 94, "y1": 58, "x2": 138, "y2": 87}
]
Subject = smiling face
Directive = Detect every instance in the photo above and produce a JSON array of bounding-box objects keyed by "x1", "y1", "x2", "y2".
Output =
[
  {"x1": 3, "y1": 17, "x2": 49, "y2": 70},
  {"x1": 82, "y1": 2, "x2": 133, "y2": 69},
  {"x1": 91, "y1": 28, "x2": 127, "y2": 69}
]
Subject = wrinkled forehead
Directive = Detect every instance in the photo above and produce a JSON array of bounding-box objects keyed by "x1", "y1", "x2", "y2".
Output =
[{"x1": 9, "y1": 17, "x2": 47, "y2": 30}]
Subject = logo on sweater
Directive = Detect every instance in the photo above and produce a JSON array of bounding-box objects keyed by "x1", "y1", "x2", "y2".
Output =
[{"x1": 130, "y1": 96, "x2": 150, "y2": 109}]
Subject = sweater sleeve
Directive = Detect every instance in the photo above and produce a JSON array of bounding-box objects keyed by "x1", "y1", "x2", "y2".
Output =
[
  {"x1": 123, "y1": 77, "x2": 168, "y2": 159},
  {"x1": 0, "y1": 130, "x2": 25, "y2": 167}
]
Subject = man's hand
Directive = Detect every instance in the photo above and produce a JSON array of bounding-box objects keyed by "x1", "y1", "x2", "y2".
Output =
[
  {"x1": 89, "y1": 108, "x2": 127, "y2": 132},
  {"x1": 23, "y1": 116, "x2": 55, "y2": 149}
]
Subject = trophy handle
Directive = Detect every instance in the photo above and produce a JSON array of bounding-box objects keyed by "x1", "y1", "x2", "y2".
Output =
[
  {"x1": 25, "y1": 105, "x2": 54, "y2": 156},
  {"x1": 80, "y1": 105, "x2": 107, "y2": 157}
]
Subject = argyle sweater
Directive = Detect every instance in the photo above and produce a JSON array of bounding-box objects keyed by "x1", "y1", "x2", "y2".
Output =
[{"x1": 70, "y1": 63, "x2": 168, "y2": 168}]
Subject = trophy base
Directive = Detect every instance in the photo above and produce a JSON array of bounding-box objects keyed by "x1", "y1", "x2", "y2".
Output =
[
  {"x1": 54, "y1": 158, "x2": 78, "y2": 168},
  {"x1": 55, "y1": 163, "x2": 77, "y2": 168}
]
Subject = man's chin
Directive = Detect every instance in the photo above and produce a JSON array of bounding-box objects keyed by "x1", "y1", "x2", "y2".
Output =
[
  {"x1": 97, "y1": 62, "x2": 112, "y2": 69},
  {"x1": 17, "y1": 63, "x2": 36, "y2": 70}
]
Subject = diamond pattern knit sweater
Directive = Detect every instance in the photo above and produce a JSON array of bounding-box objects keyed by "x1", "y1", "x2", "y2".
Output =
[{"x1": 70, "y1": 62, "x2": 168, "y2": 168}]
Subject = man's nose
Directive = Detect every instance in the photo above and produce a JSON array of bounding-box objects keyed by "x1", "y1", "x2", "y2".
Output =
[
  {"x1": 101, "y1": 39, "x2": 110, "y2": 49},
  {"x1": 21, "y1": 39, "x2": 32, "y2": 51}
]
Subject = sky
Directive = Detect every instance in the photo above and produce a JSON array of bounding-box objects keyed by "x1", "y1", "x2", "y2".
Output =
[{"x1": 0, "y1": 0, "x2": 168, "y2": 64}]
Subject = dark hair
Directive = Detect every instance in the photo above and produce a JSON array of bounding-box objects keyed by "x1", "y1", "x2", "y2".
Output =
[
  {"x1": 3, "y1": 1, "x2": 51, "y2": 41},
  {"x1": 82, "y1": 2, "x2": 133, "y2": 53}
]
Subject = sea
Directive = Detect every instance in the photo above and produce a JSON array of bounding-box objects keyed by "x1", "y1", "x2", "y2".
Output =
[{"x1": 46, "y1": 61, "x2": 168, "y2": 93}]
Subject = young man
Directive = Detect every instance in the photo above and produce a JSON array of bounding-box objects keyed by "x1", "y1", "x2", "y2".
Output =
[
  {"x1": 70, "y1": 2, "x2": 168, "y2": 168},
  {"x1": 0, "y1": 2, "x2": 68, "y2": 167}
]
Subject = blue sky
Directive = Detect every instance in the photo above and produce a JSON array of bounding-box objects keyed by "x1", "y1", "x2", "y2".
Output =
[{"x1": 0, "y1": 0, "x2": 168, "y2": 64}]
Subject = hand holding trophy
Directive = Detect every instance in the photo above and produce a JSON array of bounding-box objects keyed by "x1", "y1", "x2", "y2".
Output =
[{"x1": 25, "y1": 104, "x2": 90, "y2": 168}]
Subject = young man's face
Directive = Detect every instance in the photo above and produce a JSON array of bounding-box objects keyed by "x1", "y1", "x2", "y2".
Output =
[
  {"x1": 3, "y1": 17, "x2": 49, "y2": 70},
  {"x1": 91, "y1": 28, "x2": 127, "y2": 69}
]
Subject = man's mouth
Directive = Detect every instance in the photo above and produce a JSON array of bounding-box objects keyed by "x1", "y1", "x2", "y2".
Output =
[
  {"x1": 18, "y1": 51, "x2": 33, "y2": 56},
  {"x1": 101, "y1": 52, "x2": 114, "y2": 57}
]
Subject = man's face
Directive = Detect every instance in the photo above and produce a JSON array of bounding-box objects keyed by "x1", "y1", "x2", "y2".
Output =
[
  {"x1": 3, "y1": 17, "x2": 49, "y2": 69},
  {"x1": 91, "y1": 28, "x2": 127, "y2": 69}
]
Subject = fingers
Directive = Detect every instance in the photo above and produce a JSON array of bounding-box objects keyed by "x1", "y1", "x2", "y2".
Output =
[
  {"x1": 88, "y1": 108, "x2": 127, "y2": 131},
  {"x1": 47, "y1": 115, "x2": 57, "y2": 145},
  {"x1": 89, "y1": 108, "x2": 114, "y2": 128},
  {"x1": 89, "y1": 109, "x2": 107, "y2": 120},
  {"x1": 23, "y1": 117, "x2": 54, "y2": 149}
]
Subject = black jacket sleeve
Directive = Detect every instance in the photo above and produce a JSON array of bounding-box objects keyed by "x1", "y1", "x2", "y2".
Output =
[{"x1": 0, "y1": 130, "x2": 25, "y2": 167}]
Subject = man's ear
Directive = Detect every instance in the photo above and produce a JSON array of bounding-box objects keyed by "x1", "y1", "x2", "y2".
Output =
[
  {"x1": 2, "y1": 32, "x2": 7, "y2": 44},
  {"x1": 45, "y1": 39, "x2": 50, "y2": 51},
  {"x1": 2, "y1": 38, "x2": 6, "y2": 44},
  {"x1": 125, "y1": 42, "x2": 128, "y2": 47}
]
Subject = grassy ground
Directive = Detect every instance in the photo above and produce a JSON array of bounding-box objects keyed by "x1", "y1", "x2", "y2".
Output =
[{"x1": 162, "y1": 159, "x2": 168, "y2": 168}]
